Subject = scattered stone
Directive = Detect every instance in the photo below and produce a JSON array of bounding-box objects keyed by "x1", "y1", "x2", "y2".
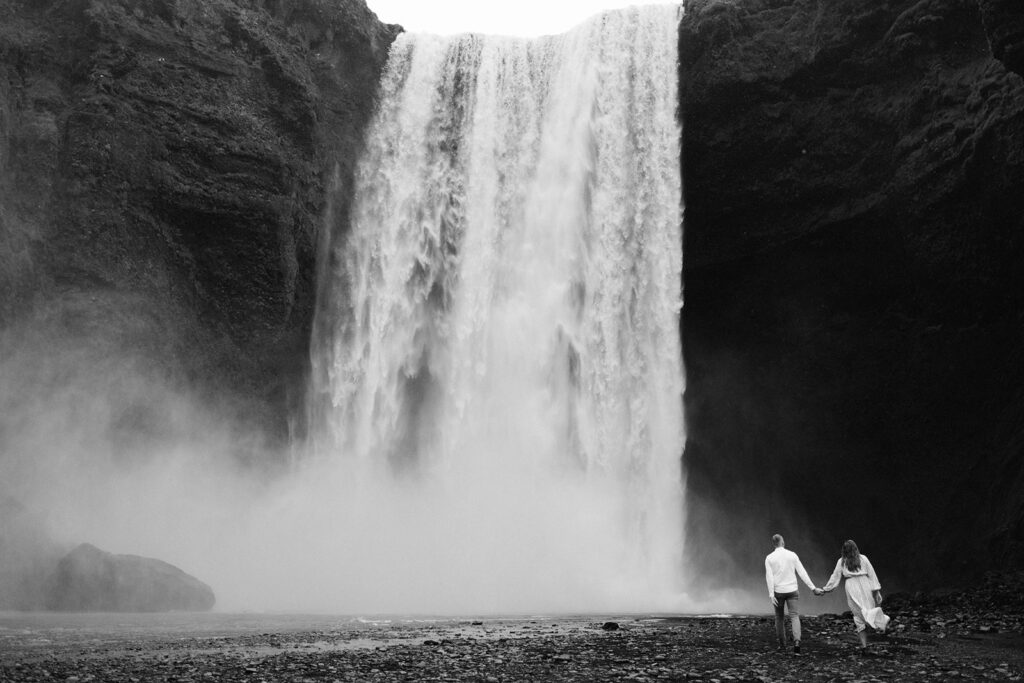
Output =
[
  {"x1": 602, "y1": 621, "x2": 620, "y2": 631},
  {"x1": 2, "y1": 611, "x2": 1023, "y2": 682}
]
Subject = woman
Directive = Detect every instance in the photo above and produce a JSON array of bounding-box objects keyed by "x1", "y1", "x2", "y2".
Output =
[{"x1": 816, "y1": 539, "x2": 890, "y2": 649}]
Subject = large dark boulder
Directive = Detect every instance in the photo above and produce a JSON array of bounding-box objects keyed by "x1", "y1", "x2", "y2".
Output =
[
  {"x1": 46, "y1": 543, "x2": 214, "y2": 612},
  {"x1": 680, "y1": 0, "x2": 1024, "y2": 591}
]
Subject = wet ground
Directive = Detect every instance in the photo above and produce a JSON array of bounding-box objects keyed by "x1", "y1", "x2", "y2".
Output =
[{"x1": 1, "y1": 611, "x2": 1022, "y2": 682}]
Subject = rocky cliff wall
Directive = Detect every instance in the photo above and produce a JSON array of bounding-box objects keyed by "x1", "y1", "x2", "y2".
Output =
[
  {"x1": 2, "y1": 0, "x2": 1023, "y2": 599},
  {"x1": 0, "y1": 0, "x2": 398, "y2": 453},
  {"x1": 680, "y1": 0, "x2": 1024, "y2": 591}
]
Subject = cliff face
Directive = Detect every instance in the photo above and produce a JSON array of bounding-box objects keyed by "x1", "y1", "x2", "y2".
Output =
[
  {"x1": 0, "y1": 0, "x2": 398, "y2": 448},
  {"x1": 680, "y1": 0, "x2": 1024, "y2": 589},
  {"x1": 2, "y1": 0, "x2": 1022, "y2": 598}
]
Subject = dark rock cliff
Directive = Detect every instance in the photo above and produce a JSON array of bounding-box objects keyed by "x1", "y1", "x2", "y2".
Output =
[
  {"x1": 680, "y1": 0, "x2": 1024, "y2": 591},
  {"x1": 2, "y1": 0, "x2": 1022, "y2": 600},
  {"x1": 0, "y1": 0, "x2": 398, "y2": 451}
]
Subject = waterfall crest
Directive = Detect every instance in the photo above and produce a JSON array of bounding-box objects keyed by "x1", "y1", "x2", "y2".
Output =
[{"x1": 309, "y1": 4, "x2": 685, "y2": 613}]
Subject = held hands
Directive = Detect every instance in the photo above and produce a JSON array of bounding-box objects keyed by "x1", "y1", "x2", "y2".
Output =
[{"x1": 812, "y1": 588, "x2": 824, "y2": 596}]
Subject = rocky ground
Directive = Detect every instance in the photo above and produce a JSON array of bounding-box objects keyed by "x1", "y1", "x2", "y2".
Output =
[{"x1": 2, "y1": 576, "x2": 1022, "y2": 683}]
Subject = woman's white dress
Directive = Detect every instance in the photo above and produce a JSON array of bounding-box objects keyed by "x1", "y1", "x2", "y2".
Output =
[{"x1": 823, "y1": 554, "x2": 890, "y2": 632}]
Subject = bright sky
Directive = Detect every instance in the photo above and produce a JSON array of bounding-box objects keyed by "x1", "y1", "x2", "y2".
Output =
[{"x1": 365, "y1": 1, "x2": 677, "y2": 37}]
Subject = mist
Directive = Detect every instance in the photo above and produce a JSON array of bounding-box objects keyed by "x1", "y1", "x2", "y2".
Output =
[
  {"x1": 2, "y1": 4, "x2": 768, "y2": 618},
  {"x1": 0, "y1": 290, "x2": 793, "y2": 617},
  {"x1": 0, "y1": 329, "x2": 678, "y2": 615}
]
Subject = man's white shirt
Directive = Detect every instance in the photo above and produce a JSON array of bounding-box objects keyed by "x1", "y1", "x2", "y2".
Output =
[{"x1": 765, "y1": 547, "x2": 816, "y2": 595}]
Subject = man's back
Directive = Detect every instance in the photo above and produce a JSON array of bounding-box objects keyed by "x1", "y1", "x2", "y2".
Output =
[{"x1": 766, "y1": 547, "x2": 810, "y2": 594}]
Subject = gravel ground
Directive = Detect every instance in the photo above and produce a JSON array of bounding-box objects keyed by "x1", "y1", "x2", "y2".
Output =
[{"x1": 1, "y1": 611, "x2": 1022, "y2": 682}]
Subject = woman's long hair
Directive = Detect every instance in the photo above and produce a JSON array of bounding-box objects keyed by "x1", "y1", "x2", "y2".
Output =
[{"x1": 842, "y1": 539, "x2": 861, "y2": 572}]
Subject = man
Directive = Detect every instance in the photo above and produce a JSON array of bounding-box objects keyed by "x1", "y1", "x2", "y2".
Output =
[{"x1": 765, "y1": 533, "x2": 818, "y2": 654}]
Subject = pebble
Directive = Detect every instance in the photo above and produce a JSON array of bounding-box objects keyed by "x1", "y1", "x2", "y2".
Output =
[{"x1": 2, "y1": 608, "x2": 1022, "y2": 683}]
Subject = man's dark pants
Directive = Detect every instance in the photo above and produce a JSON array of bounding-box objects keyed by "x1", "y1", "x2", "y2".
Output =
[{"x1": 774, "y1": 591, "x2": 801, "y2": 646}]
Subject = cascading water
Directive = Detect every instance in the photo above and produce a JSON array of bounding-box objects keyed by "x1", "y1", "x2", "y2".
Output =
[{"x1": 308, "y1": 4, "x2": 685, "y2": 614}]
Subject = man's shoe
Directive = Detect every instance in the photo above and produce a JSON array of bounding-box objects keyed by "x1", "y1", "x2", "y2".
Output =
[{"x1": 793, "y1": 642, "x2": 801, "y2": 655}]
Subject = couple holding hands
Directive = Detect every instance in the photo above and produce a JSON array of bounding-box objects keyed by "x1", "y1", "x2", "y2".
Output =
[{"x1": 765, "y1": 533, "x2": 890, "y2": 653}]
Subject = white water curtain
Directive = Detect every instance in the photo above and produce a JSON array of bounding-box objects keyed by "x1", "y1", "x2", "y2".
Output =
[{"x1": 308, "y1": 5, "x2": 685, "y2": 613}]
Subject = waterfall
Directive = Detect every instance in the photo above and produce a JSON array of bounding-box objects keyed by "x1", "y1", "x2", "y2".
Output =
[{"x1": 308, "y1": 4, "x2": 685, "y2": 614}]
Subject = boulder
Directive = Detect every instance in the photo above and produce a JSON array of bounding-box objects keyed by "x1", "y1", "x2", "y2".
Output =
[{"x1": 46, "y1": 543, "x2": 215, "y2": 612}]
